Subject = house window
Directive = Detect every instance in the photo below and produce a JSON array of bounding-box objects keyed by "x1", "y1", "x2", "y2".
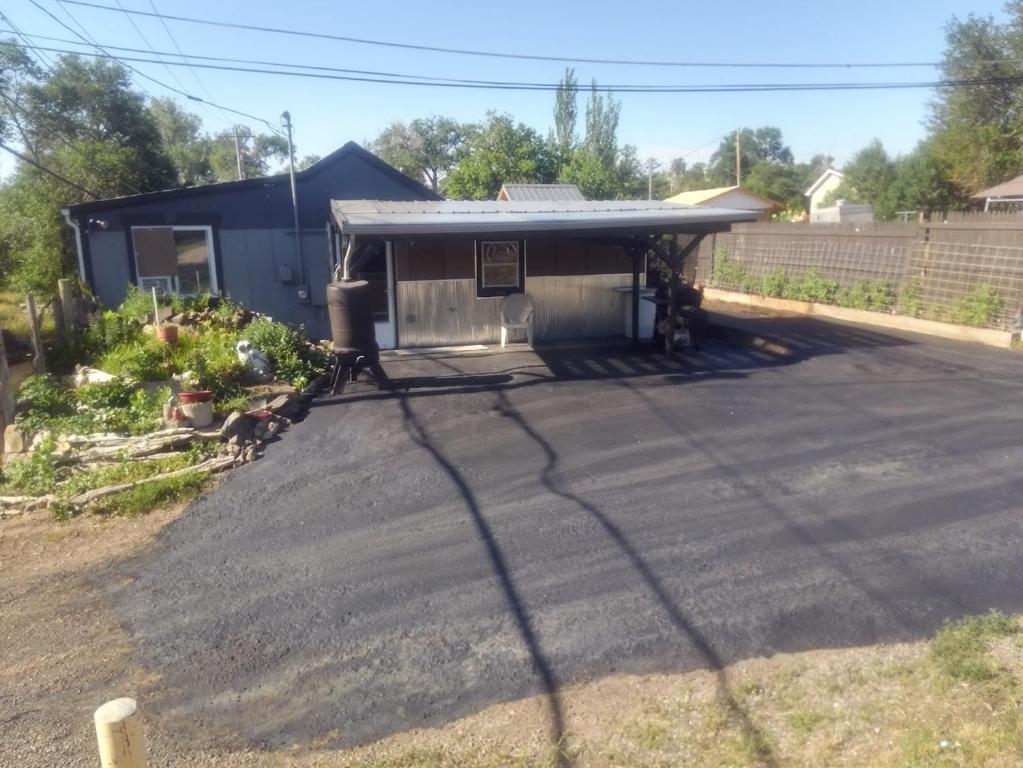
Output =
[
  {"x1": 131, "y1": 226, "x2": 217, "y2": 296},
  {"x1": 476, "y1": 239, "x2": 524, "y2": 297}
]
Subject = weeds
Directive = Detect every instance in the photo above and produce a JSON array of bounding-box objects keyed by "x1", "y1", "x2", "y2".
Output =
[
  {"x1": 930, "y1": 610, "x2": 1019, "y2": 682},
  {"x1": 835, "y1": 280, "x2": 896, "y2": 312},
  {"x1": 950, "y1": 284, "x2": 1003, "y2": 327}
]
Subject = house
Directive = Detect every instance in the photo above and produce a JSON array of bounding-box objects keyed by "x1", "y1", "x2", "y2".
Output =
[
  {"x1": 664, "y1": 186, "x2": 783, "y2": 222},
  {"x1": 497, "y1": 183, "x2": 585, "y2": 201},
  {"x1": 972, "y1": 174, "x2": 1023, "y2": 211},
  {"x1": 61, "y1": 142, "x2": 439, "y2": 340},
  {"x1": 810, "y1": 201, "x2": 874, "y2": 224},
  {"x1": 328, "y1": 199, "x2": 756, "y2": 348},
  {"x1": 805, "y1": 168, "x2": 845, "y2": 214}
]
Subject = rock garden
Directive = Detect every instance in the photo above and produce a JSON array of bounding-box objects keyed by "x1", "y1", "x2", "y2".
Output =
[{"x1": 0, "y1": 286, "x2": 327, "y2": 519}]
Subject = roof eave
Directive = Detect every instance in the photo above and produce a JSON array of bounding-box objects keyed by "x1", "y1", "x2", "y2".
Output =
[{"x1": 337, "y1": 212, "x2": 757, "y2": 236}]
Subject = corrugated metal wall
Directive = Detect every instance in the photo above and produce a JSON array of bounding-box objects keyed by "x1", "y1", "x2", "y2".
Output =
[
  {"x1": 397, "y1": 279, "x2": 501, "y2": 346},
  {"x1": 396, "y1": 273, "x2": 631, "y2": 346},
  {"x1": 526, "y1": 274, "x2": 632, "y2": 338}
]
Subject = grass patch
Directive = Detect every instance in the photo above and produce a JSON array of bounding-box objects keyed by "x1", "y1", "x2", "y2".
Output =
[
  {"x1": 930, "y1": 610, "x2": 1019, "y2": 682},
  {"x1": 86, "y1": 472, "x2": 210, "y2": 517},
  {"x1": 785, "y1": 707, "x2": 830, "y2": 738}
]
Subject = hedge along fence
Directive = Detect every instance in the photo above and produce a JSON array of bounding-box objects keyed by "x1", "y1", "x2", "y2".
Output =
[{"x1": 695, "y1": 219, "x2": 1023, "y2": 331}]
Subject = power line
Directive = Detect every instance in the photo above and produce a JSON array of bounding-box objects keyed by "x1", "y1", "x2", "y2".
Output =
[
  {"x1": 58, "y1": 0, "x2": 959, "y2": 70},
  {"x1": 0, "y1": 90, "x2": 144, "y2": 194},
  {"x1": 2, "y1": 39, "x2": 1020, "y2": 93},
  {"x1": 109, "y1": 0, "x2": 224, "y2": 128},
  {"x1": 0, "y1": 140, "x2": 99, "y2": 197},
  {"x1": 0, "y1": 28, "x2": 597, "y2": 87},
  {"x1": 145, "y1": 0, "x2": 216, "y2": 103},
  {"x1": 25, "y1": 0, "x2": 282, "y2": 134},
  {"x1": 0, "y1": 10, "x2": 57, "y2": 73},
  {"x1": 111, "y1": 0, "x2": 189, "y2": 93}
]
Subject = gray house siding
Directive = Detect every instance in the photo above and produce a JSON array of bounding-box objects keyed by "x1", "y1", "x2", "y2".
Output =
[{"x1": 66, "y1": 143, "x2": 436, "y2": 338}]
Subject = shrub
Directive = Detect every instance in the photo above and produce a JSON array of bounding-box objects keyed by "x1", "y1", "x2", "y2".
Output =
[
  {"x1": 898, "y1": 277, "x2": 924, "y2": 317},
  {"x1": 711, "y1": 249, "x2": 758, "y2": 293},
  {"x1": 14, "y1": 375, "x2": 76, "y2": 432},
  {"x1": 835, "y1": 280, "x2": 896, "y2": 312},
  {"x1": 761, "y1": 270, "x2": 791, "y2": 298},
  {"x1": 241, "y1": 318, "x2": 326, "y2": 390},
  {"x1": 784, "y1": 270, "x2": 839, "y2": 304},
  {"x1": 1, "y1": 437, "x2": 60, "y2": 495},
  {"x1": 951, "y1": 284, "x2": 1003, "y2": 328},
  {"x1": 118, "y1": 284, "x2": 161, "y2": 322},
  {"x1": 178, "y1": 329, "x2": 248, "y2": 399},
  {"x1": 75, "y1": 379, "x2": 166, "y2": 435},
  {"x1": 98, "y1": 338, "x2": 174, "y2": 382}
]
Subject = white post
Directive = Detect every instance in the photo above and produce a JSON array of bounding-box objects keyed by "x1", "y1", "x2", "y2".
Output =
[
  {"x1": 94, "y1": 698, "x2": 147, "y2": 768},
  {"x1": 151, "y1": 287, "x2": 160, "y2": 326}
]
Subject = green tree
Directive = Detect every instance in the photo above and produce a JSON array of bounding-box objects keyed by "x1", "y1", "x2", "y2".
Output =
[
  {"x1": 371, "y1": 116, "x2": 465, "y2": 193},
  {"x1": 745, "y1": 162, "x2": 812, "y2": 209},
  {"x1": 825, "y1": 139, "x2": 898, "y2": 218},
  {"x1": 0, "y1": 53, "x2": 177, "y2": 295},
  {"x1": 668, "y1": 157, "x2": 686, "y2": 195},
  {"x1": 583, "y1": 81, "x2": 621, "y2": 168},
  {"x1": 297, "y1": 154, "x2": 321, "y2": 170},
  {"x1": 208, "y1": 125, "x2": 287, "y2": 181},
  {"x1": 553, "y1": 67, "x2": 578, "y2": 165},
  {"x1": 445, "y1": 112, "x2": 556, "y2": 199},
  {"x1": 149, "y1": 97, "x2": 212, "y2": 186},
  {"x1": 681, "y1": 161, "x2": 708, "y2": 191},
  {"x1": 931, "y1": 4, "x2": 1023, "y2": 196},
  {"x1": 889, "y1": 141, "x2": 961, "y2": 215},
  {"x1": 707, "y1": 126, "x2": 794, "y2": 186}
]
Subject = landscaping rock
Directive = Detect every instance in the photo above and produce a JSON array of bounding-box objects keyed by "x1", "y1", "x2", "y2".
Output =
[
  {"x1": 29, "y1": 430, "x2": 52, "y2": 452},
  {"x1": 220, "y1": 411, "x2": 254, "y2": 442},
  {"x1": 266, "y1": 393, "x2": 301, "y2": 418},
  {"x1": 3, "y1": 424, "x2": 28, "y2": 455}
]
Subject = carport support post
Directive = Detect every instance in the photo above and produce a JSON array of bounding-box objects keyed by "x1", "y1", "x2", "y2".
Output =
[
  {"x1": 631, "y1": 249, "x2": 641, "y2": 346},
  {"x1": 94, "y1": 698, "x2": 147, "y2": 768}
]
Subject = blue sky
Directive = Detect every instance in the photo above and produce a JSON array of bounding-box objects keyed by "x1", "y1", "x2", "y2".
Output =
[{"x1": 3, "y1": 0, "x2": 1011, "y2": 178}]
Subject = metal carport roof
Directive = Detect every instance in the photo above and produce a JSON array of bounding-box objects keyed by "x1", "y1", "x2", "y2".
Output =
[{"x1": 330, "y1": 199, "x2": 757, "y2": 236}]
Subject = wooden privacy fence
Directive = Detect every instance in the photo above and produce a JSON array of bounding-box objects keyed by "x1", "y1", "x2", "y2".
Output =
[{"x1": 695, "y1": 218, "x2": 1023, "y2": 330}]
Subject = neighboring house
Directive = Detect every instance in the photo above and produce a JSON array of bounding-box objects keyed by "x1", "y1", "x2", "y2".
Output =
[
  {"x1": 329, "y1": 199, "x2": 756, "y2": 348},
  {"x1": 61, "y1": 142, "x2": 439, "y2": 340},
  {"x1": 805, "y1": 168, "x2": 845, "y2": 214},
  {"x1": 810, "y1": 201, "x2": 874, "y2": 224},
  {"x1": 972, "y1": 174, "x2": 1023, "y2": 211},
  {"x1": 664, "y1": 186, "x2": 782, "y2": 222},
  {"x1": 497, "y1": 183, "x2": 585, "y2": 201}
]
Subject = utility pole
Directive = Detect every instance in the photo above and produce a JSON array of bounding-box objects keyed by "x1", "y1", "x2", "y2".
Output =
[
  {"x1": 281, "y1": 111, "x2": 305, "y2": 290},
  {"x1": 735, "y1": 128, "x2": 742, "y2": 185},
  {"x1": 233, "y1": 126, "x2": 243, "y2": 180},
  {"x1": 647, "y1": 157, "x2": 657, "y2": 200}
]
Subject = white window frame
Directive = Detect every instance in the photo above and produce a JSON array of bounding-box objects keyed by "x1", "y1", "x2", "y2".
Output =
[{"x1": 131, "y1": 225, "x2": 218, "y2": 296}]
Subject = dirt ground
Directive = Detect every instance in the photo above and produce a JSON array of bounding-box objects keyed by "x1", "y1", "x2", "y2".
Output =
[{"x1": 2, "y1": 503, "x2": 1020, "y2": 768}]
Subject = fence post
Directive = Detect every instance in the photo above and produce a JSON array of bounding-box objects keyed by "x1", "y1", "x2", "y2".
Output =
[
  {"x1": 58, "y1": 278, "x2": 76, "y2": 332},
  {"x1": 94, "y1": 698, "x2": 147, "y2": 768},
  {"x1": 53, "y1": 294, "x2": 67, "y2": 339},
  {"x1": 24, "y1": 294, "x2": 46, "y2": 375},
  {"x1": 0, "y1": 328, "x2": 13, "y2": 433}
]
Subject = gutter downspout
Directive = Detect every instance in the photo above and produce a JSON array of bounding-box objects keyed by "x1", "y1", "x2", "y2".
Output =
[{"x1": 60, "y1": 207, "x2": 87, "y2": 284}]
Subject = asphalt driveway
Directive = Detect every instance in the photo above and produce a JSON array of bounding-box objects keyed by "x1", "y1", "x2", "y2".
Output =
[{"x1": 111, "y1": 315, "x2": 1023, "y2": 751}]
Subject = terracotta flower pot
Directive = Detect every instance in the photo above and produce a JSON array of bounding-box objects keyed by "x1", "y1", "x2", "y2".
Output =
[
  {"x1": 178, "y1": 390, "x2": 214, "y2": 404},
  {"x1": 156, "y1": 324, "x2": 179, "y2": 345}
]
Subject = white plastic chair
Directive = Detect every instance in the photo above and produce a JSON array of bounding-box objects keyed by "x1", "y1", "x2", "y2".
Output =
[{"x1": 500, "y1": 293, "x2": 535, "y2": 347}]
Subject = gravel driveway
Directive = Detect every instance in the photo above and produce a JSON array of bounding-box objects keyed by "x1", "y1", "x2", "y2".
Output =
[{"x1": 112, "y1": 316, "x2": 1023, "y2": 751}]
